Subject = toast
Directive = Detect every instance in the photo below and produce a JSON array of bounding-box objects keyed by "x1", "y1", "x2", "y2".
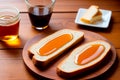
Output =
[
  {"x1": 80, "y1": 5, "x2": 102, "y2": 24},
  {"x1": 57, "y1": 40, "x2": 111, "y2": 78},
  {"x1": 28, "y1": 29, "x2": 84, "y2": 67}
]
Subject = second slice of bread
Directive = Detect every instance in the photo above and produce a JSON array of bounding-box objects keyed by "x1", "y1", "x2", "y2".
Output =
[
  {"x1": 57, "y1": 40, "x2": 111, "y2": 78},
  {"x1": 28, "y1": 29, "x2": 84, "y2": 68}
]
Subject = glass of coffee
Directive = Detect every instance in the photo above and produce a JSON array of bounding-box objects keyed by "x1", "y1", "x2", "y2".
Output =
[
  {"x1": 25, "y1": 0, "x2": 56, "y2": 30},
  {"x1": 0, "y1": 6, "x2": 20, "y2": 41}
]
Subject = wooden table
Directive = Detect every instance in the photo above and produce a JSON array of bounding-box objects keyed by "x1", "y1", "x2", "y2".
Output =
[{"x1": 0, "y1": 0, "x2": 120, "y2": 80}]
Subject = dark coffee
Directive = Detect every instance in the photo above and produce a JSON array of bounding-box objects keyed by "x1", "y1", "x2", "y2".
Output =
[{"x1": 28, "y1": 6, "x2": 52, "y2": 29}]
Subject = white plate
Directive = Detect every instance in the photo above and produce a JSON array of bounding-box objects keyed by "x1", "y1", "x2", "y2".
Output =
[{"x1": 75, "y1": 8, "x2": 112, "y2": 28}]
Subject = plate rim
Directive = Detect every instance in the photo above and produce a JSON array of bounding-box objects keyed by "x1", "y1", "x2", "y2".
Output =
[{"x1": 22, "y1": 30, "x2": 116, "y2": 80}]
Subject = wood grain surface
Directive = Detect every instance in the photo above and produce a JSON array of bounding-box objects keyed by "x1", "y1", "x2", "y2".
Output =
[{"x1": 0, "y1": 0, "x2": 120, "y2": 80}]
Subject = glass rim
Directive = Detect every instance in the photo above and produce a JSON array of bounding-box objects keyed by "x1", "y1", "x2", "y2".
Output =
[
  {"x1": 25, "y1": 0, "x2": 56, "y2": 8},
  {"x1": 0, "y1": 6, "x2": 20, "y2": 25},
  {"x1": 0, "y1": 6, "x2": 20, "y2": 20}
]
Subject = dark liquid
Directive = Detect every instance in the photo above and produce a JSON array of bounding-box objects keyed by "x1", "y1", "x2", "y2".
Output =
[{"x1": 28, "y1": 6, "x2": 52, "y2": 29}]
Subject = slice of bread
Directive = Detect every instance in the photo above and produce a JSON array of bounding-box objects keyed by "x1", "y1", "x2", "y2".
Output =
[
  {"x1": 28, "y1": 29, "x2": 84, "y2": 67},
  {"x1": 80, "y1": 5, "x2": 102, "y2": 24},
  {"x1": 57, "y1": 40, "x2": 111, "y2": 78}
]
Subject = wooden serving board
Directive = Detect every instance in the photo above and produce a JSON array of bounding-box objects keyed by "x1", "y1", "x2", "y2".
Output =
[{"x1": 22, "y1": 30, "x2": 116, "y2": 80}]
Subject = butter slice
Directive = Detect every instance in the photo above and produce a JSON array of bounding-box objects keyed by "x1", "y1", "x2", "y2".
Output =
[{"x1": 80, "y1": 5, "x2": 102, "y2": 24}]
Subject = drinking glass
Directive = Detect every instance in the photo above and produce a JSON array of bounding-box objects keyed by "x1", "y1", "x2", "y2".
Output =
[
  {"x1": 25, "y1": 0, "x2": 56, "y2": 30},
  {"x1": 0, "y1": 6, "x2": 20, "y2": 41}
]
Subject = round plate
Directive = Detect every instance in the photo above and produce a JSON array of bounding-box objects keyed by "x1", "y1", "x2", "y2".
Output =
[{"x1": 22, "y1": 30, "x2": 116, "y2": 80}]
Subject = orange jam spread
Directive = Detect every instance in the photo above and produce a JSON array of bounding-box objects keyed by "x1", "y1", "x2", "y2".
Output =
[
  {"x1": 75, "y1": 44, "x2": 105, "y2": 65},
  {"x1": 39, "y1": 34, "x2": 73, "y2": 56}
]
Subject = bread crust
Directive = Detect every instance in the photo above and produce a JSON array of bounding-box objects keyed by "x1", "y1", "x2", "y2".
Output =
[{"x1": 28, "y1": 29, "x2": 84, "y2": 68}]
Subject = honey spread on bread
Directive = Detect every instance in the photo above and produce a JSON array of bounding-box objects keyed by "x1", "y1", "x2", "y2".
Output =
[
  {"x1": 28, "y1": 29, "x2": 84, "y2": 67},
  {"x1": 39, "y1": 34, "x2": 73, "y2": 56},
  {"x1": 75, "y1": 44, "x2": 105, "y2": 65},
  {"x1": 80, "y1": 5, "x2": 102, "y2": 24}
]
